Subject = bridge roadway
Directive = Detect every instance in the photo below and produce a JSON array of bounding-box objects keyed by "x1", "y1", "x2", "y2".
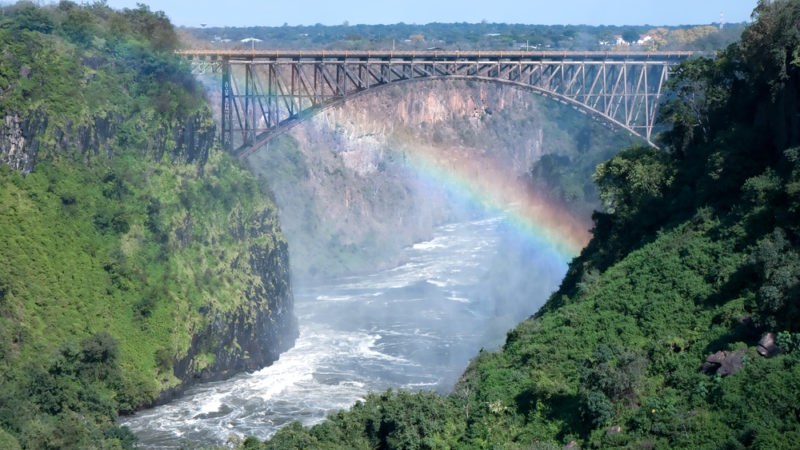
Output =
[
  {"x1": 178, "y1": 50, "x2": 695, "y2": 157},
  {"x1": 177, "y1": 49, "x2": 693, "y2": 62}
]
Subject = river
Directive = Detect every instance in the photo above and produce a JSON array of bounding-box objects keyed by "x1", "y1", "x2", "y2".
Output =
[{"x1": 122, "y1": 215, "x2": 568, "y2": 447}]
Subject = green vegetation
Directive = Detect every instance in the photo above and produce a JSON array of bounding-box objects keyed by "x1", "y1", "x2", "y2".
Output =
[
  {"x1": 253, "y1": 1, "x2": 800, "y2": 448},
  {"x1": 0, "y1": 2, "x2": 289, "y2": 447},
  {"x1": 184, "y1": 22, "x2": 745, "y2": 52},
  {"x1": 527, "y1": 98, "x2": 637, "y2": 220}
]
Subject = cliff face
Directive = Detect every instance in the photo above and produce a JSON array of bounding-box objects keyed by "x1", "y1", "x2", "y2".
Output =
[
  {"x1": 162, "y1": 207, "x2": 297, "y2": 403},
  {"x1": 0, "y1": 109, "x2": 215, "y2": 174},
  {"x1": 0, "y1": 104, "x2": 298, "y2": 407},
  {"x1": 0, "y1": 4, "x2": 298, "y2": 446},
  {"x1": 1, "y1": 39, "x2": 295, "y2": 421},
  {"x1": 245, "y1": 79, "x2": 633, "y2": 279},
  {"x1": 0, "y1": 113, "x2": 44, "y2": 172}
]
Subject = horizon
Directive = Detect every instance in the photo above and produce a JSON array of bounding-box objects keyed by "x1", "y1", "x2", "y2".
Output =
[{"x1": 93, "y1": 0, "x2": 758, "y2": 28}]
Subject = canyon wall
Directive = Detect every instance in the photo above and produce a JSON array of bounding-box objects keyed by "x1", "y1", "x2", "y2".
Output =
[{"x1": 244, "y1": 79, "x2": 634, "y2": 279}]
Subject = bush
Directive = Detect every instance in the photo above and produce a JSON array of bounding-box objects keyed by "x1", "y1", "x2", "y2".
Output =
[
  {"x1": 749, "y1": 229, "x2": 800, "y2": 330},
  {"x1": 578, "y1": 344, "x2": 648, "y2": 429},
  {"x1": 0, "y1": 428, "x2": 21, "y2": 450},
  {"x1": 60, "y1": 6, "x2": 95, "y2": 46}
]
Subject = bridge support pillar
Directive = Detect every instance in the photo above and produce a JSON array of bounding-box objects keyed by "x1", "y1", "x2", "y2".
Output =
[{"x1": 221, "y1": 58, "x2": 234, "y2": 153}]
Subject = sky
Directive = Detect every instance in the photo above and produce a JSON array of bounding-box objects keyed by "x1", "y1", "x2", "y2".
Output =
[{"x1": 99, "y1": 0, "x2": 760, "y2": 28}]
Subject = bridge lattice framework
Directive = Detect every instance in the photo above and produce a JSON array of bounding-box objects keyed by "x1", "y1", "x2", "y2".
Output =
[{"x1": 179, "y1": 50, "x2": 693, "y2": 158}]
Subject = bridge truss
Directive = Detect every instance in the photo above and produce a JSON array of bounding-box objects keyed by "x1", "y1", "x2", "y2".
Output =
[{"x1": 179, "y1": 50, "x2": 692, "y2": 158}]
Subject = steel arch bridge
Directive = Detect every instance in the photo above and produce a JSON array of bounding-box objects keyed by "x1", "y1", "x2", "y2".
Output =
[{"x1": 178, "y1": 50, "x2": 693, "y2": 159}]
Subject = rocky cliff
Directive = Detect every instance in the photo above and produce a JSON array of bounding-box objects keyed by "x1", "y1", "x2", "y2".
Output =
[
  {"x1": 158, "y1": 205, "x2": 297, "y2": 403},
  {"x1": 0, "y1": 7, "x2": 297, "y2": 445},
  {"x1": 244, "y1": 79, "x2": 634, "y2": 279},
  {"x1": 0, "y1": 109, "x2": 215, "y2": 174},
  {"x1": 158, "y1": 202, "x2": 298, "y2": 403},
  {"x1": 0, "y1": 101, "x2": 297, "y2": 404}
]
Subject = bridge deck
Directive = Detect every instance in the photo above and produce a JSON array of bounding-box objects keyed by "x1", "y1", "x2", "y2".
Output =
[{"x1": 176, "y1": 49, "x2": 695, "y2": 62}]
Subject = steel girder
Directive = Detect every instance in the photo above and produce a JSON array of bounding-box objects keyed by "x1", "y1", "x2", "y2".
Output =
[{"x1": 181, "y1": 52, "x2": 686, "y2": 158}]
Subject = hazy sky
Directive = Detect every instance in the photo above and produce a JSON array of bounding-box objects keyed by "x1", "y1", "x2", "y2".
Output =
[{"x1": 100, "y1": 0, "x2": 759, "y2": 28}]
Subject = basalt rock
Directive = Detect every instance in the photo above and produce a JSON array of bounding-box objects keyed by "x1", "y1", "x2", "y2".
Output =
[
  {"x1": 757, "y1": 332, "x2": 780, "y2": 357},
  {"x1": 701, "y1": 351, "x2": 726, "y2": 375},
  {"x1": 153, "y1": 208, "x2": 298, "y2": 406},
  {"x1": 717, "y1": 349, "x2": 746, "y2": 377},
  {"x1": 0, "y1": 112, "x2": 46, "y2": 173},
  {"x1": 702, "y1": 349, "x2": 747, "y2": 377},
  {"x1": 0, "y1": 109, "x2": 214, "y2": 173}
]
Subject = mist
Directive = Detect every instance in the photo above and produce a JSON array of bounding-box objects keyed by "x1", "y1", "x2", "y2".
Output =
[{"x1": 124, "y1": 77, "x2": 632, "y2": 447}]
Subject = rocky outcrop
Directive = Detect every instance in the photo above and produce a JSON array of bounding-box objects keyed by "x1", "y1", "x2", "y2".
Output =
[
  {"x1": 717, "y1": 349, "x2": 746, "y2": 377},
  {"x1": 143, "y1": 110, "x2": 215, "y2": 167},
  {"x1": 702, "y1": 333, "x2": 782, "y2": 378},
  {"x1": 701, "y1": 350, "x2": 727, "y2": 374},
  {"x1": 757, "y1": 332, "x2": 780, "y2": 357},
  {"x1": 701, "y1": 348, "x2": 748, "y2": 377},
  {"x1": 153, "y1": 208, "x2": 298, "y2": 405},
  {"x1": 0, "y1": 113, "x2": 46, "y2": 173},
  {"x1": 1, "y1": 109, "x2": 215, "y2": 173}
]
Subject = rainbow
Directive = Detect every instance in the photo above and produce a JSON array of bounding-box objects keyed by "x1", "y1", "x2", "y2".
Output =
[{"x1": 396, "y1": 141, "x2": 592, "y2": 262}]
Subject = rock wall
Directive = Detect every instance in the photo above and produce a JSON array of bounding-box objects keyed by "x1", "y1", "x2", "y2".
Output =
[
  {"x1": 245, "y1": 79, "x2": 595, "y2": 279},
  {"x1": 0, "y1": 113, "x2": 46, "y2": 173},
  {"x1": 0, "y1": 106, "x2": 297, "y2": 405},
  {"x1": 0, "y1": 108, "x2": 215, "y2": 173},
  {"x1": 301, "y1": 79, "x2": 546, "y2": 176},
  {"x1": 157, "y1": 209, "x2": 297, "y2": 404}
]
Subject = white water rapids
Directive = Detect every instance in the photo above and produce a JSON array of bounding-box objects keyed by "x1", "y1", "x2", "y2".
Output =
[{"x1": 122, "y1": 216, "x2": 568, "y2": 447}]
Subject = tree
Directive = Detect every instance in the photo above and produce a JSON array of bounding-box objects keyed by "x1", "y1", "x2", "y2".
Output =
[
  {"x1": 621, "y1": 28, "x2": 640, "y2": 44},
  {"x1": 749, "y1": 228, "x2": 800, "y2": 330},
  {"x1": 121, "y1": 4, "x2": 178, "y2": 50},
  {"x1": 593, "y1": 146, "x2": 673, "y2": 216},
  {"x1": 10, "y1": 3, "x2": 55, "y2": 33},
  {"x1": 61, "y1": 7, "x2": 96, "y2": 46}
]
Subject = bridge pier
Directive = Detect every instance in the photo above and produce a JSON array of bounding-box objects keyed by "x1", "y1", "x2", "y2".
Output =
[{"x1": 221, "y1": 58, "x2": 234, "y2": 153}]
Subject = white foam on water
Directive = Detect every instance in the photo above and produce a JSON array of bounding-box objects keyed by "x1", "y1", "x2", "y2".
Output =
[
  {"x1": 315, "y1": 294, "x2": 355, "y2": 302},
  {"x1": 446, "y1": 294, "x2": 470, "y2": 303},
  {"x1": 426, "y1": 278, "x2": 448, "y2": 287},
  {"x1": 412, "y1": 240, "x2": 445, "y2": 250},
  {"x1": 404, "y1": 381, "x2": 440, "y2": 389},
  {"x1": 196, "y1": 394, "x2": 225, "y2": 415},
  {"x1": 123, "y1": 215, "x2": 566, "y2": 448}
]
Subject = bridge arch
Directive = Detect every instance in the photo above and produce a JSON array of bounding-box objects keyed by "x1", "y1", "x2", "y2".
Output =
[
  {"x1": 179, "y1": 50, "x2": 691, "y2": 158},
  {"x1": 234, "y1": 76, "x2": 642, "y2": 159}
]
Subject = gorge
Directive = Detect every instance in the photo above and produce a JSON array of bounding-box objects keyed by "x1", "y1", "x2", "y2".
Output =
[
  {"x1": 121, "y1": 75, "x2": 635, "y2": 446},
  {"x1": 0, "y1": 4, "x2": 632, "y2": 447},
  {"x1": 3, "y1": 1, "x2": 800, "y2": 449}
]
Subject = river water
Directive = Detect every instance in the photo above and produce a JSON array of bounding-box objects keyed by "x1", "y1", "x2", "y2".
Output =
[{"x1": 122, "y1": 216, "x2": 568, "y2": 447}]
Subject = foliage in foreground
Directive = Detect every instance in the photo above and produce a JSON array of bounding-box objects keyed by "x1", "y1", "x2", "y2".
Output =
[{"x1": 257, "y1": 1, "x2": 800, "y2": 448}]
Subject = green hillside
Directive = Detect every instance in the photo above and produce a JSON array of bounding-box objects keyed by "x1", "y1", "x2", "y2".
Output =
[
  {"x1": 259, "y1": 1, "x2": 800, "y2": 448},
  {"x1": 0, "y1": 3, "x2": 294, "y2": 448}
]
